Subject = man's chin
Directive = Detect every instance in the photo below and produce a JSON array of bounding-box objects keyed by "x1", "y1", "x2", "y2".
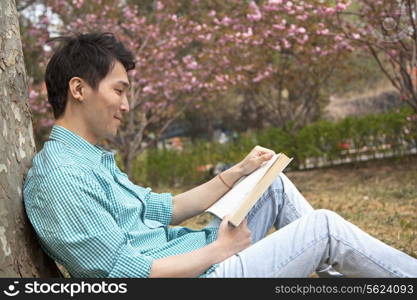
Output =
[
  {"x1": 103, "y1": 129, "x2": 119, "y2": 140},
  {"x1": 111, "y1": 128, "x2": 119, "y2": 137}
]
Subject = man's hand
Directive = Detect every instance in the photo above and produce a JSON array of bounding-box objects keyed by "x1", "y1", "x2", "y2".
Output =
[
  {"x1": 150, "y1": 215, "x2": 251, "y2": 277},
  {"x1": 236, "y1": 145, "x2": 276, "y2": 176},
  {"x1": 214, "y1": 215, "x2": 252, "y2": 261}
]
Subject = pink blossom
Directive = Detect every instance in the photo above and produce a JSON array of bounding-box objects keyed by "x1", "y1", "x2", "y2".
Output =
[
  {"x1": 215, "y1": 75, "x2": 224, "y2": 83},
  {"x1": 272, "y1": 44, "x2": 281, "y2": 51},
  {"x1": 86, "y1": 14, "x2": 96, "y2": 23},
  {"x1": 29, "y1": 90, "x2": 39, "y2": 100},
  {"x1": 72, "y1": 0, "x2": 84, "y2": 9},
  {"x1": 156, "y1": 1, "x2": 164, "y2": 11},
  {"x1": 297, "y1": 34, "x2": 309, "y2": 44},
  {"x1": 40, "y1": 119, "x2": 54, "y2": 128},
  {"x1": 123, "y1": 7, "x2": 135, "y2": 19},
  {"x1": 336, "y1": 3, "x2": 348, "y2": 11},
  {"x1": 242, "y1": 27, "x2": 253, "y2": 38},
  {"x1": 221, "y1": 17, "x2": 232, "y2": 26},
  {"x1": 143, "y1": 85, "x2": 155, "y2": 94},
  {"x1": 283, "y1": 39, "x2": 291, "y2": 49},
  {"x1": 187, "y1": 61, "x2": 198, "y2": 70},
  {"x1": 273, "y1": 24, "x2": 285, "y2": 30},
  {"x1": 247, "y1": 1, "x2": 262, "y2": 21},
  {"x1": 253, "y1": 74, "x2": 263, "y2": 82},
  {"x1": 318, "y1": 29, "x2": 330, "y2": 35},
  {"x1": 296, "y1": 14, "x2": 308, "y2": 21},
  {"x1": 297, "y1": 27, "x2": 306, "y2": 34},
  {"x1": 285, "y1": 2, "x2": 293, "y2": 8},
  {"x1": 324, "y1": 7, "x2": 336, "y2": 15}
]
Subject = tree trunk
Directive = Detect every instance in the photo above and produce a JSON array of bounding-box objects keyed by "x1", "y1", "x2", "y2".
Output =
[{"x1": 0, "y1": 0, "x2": 60, "y2": 277}]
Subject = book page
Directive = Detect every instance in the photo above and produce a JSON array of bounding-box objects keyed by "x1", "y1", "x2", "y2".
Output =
[{"x1": 205, "y1": 154, "x2": 280, "y2": 219}]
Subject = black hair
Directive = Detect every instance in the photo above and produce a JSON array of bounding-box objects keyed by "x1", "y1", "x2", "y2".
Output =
[{"x1": 44, "y1": 32, "x2": 135, "y2": 119}]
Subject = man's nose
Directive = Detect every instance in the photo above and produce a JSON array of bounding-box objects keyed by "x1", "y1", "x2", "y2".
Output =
[{"x1": 121, "y1": 95, "x2": 130, "y2": 112}]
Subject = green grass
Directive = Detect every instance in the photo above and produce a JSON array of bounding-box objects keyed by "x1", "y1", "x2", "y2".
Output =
[{"x1": 158, "y1": 155, "x2": 417, "y2": 259}]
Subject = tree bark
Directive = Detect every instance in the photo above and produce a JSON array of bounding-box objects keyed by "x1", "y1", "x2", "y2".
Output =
[{"x1": 0, "y1": 0, "x2": 60, "y2": 277}]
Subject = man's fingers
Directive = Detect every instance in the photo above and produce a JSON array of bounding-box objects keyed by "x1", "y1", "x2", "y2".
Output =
[
  {"x1": 255, "y1": 152, "x2": 273, "y2": 164},
  {"x1": 221, "y1": 215, "x2": 235, "y2": 227},
  {"x1": 254, "y1": 145, "x2": 275, "y2": 155},
  {"x1": 262, "y1": 152, "x2": 274, "y2": 160},
  {"x1": 252, "y1": 146, "x2": 275, "y2": 160},
  {"x1": 239, "y1": 218, "x2": 248, "y2": 228},
  {"x1": 221, "y1": 215, "x2": 230, "y2": 223}
]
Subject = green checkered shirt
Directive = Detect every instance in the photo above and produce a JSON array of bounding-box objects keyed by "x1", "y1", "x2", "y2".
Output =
[{"x1": 23, "y1": 125, "x2": 218, "y2": 278}]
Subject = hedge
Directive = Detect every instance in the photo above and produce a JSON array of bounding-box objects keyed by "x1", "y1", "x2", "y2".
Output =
[{"x1": 125, "y1": 107, "x2": 417, "y2": 187}]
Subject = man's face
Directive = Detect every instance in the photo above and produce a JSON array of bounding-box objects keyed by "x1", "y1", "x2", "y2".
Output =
[{"x1": 82, "y1": 61, "x2": 130, "y2": 141}]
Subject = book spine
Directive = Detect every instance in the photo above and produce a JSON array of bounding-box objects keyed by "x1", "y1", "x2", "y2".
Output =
[{"x1": 229, "y1": 155, "x2": 292, "y2": 227}]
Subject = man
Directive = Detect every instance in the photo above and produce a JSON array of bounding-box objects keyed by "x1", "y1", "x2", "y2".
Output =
[{"x1": 23, "y1": 32, "x2": 417, "y2": 278}]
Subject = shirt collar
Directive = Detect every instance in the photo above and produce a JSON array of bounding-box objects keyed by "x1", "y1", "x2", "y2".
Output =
[{"x1": 48, "y1": 125, "x2": 110, "y2": 164}]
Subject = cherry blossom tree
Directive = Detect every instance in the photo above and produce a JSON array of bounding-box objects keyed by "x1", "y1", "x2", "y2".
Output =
[
  {"x1": 186, "y1": 0, "x2": 354, "y2": 132},
  {"x1": 335, "y1": 0, "x2": 417, "y2": 114},
  {"x1": 23, "y1": 0, "x2": 352, "y2": 176}
]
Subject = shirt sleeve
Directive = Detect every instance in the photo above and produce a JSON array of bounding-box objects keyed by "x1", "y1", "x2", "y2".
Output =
[
  {"x1": 114, "y1": 165, "x2": 173, "y2": 226},
  {"x1": 144, "y1": 191, "x2": 173, "y2": 226},
  {"x1": 24, "y1": 166, "x2": 154, "y2": 278}
]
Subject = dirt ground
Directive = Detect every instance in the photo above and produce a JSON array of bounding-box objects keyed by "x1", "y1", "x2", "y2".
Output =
[{"x1": 169, "y1": 155, "x2": 417, "y2": 258}]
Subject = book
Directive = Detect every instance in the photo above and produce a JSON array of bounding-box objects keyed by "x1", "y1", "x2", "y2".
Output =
[{"x1": 206, "y1": 153, "x2": 293, "y2": 227}]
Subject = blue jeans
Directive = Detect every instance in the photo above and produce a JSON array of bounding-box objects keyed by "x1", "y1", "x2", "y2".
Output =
[{"x1": 206, "y1": 174, "x2": 417, "y2": 277}]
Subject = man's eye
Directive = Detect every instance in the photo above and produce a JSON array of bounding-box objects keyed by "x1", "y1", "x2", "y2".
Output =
[{"x1": 115, "y1": 89, "x2": 122, "y2": 94}]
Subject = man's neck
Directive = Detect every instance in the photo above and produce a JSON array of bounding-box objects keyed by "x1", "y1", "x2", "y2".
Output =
[{"x1": 55, "y1": 118, "x2": 98, "y2": 145}]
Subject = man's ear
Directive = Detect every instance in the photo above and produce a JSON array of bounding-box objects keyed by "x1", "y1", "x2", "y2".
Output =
[{"x1": 68, "y1": 77, "x2": 86, "y2": 102}]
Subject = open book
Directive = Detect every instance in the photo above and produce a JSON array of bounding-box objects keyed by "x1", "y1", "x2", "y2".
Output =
[{"x1": 206, "y1": 153, "x2": 293, "y2": 227}]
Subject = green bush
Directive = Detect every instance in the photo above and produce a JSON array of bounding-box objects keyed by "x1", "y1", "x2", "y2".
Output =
[{"x1": 130, "y1": 107, "x2": 416, "y2": 188}]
